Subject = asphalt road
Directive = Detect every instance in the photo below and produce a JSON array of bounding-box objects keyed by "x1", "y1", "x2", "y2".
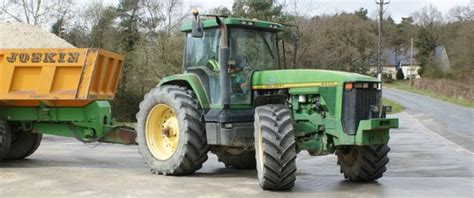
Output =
[
  {"x1": 384, "y1": 88, "x2": 474, "y2": 152},
  {"x1": 1, "y1": 110, "x2": 473, "y2": 197}
]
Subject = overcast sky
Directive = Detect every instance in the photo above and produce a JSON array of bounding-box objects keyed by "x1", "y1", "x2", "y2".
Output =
[{"x1": 96, "y1": 0, "x2": 472, "y2": 23}]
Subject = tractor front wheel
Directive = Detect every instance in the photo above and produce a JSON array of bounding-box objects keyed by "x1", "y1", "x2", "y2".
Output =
[
  {"x1": 336, "y1": 144, "x2": 390, "y2": 182},
  {"x1": 136, "y1": 85, "x2": 209, "y2": 175},
  {"x1": 0, "y1": 120, "x2": 12, "y2": 161},
  {"x1": 254, "y1": 104, "x2": 297, "y2": 191}
]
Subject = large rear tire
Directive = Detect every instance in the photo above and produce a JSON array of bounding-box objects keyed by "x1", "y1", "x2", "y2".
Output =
[
  {"x1": 254, "y1": 104, "x2": 297, "y2": 191},
  {"x1": 136, "y1": 85, "x2": 209, "y2": 175},
  {"x1": 336, "y1": 144, "x2": 390, "y2": 182},
  {"x1": 0, "y1": 120, "x2": 12, "y2": 161},
  {"x1": 6, "y1": 129, "x2": 42, "y2": 160},
  {"x1": 213, "y1": 148, "x2": 256, "y2": 169}
]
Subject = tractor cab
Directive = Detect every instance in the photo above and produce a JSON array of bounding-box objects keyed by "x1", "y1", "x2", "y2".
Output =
[{"x1": 181, "y1": 15, "x2": 283, "y2": 107}]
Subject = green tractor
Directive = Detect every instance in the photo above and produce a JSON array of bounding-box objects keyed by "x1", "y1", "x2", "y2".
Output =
[{"x1": 135, "y1": 11, "x2": 398, "y2": 191}]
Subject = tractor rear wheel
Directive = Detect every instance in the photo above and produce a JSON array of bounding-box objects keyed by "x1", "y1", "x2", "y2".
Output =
[
  {"x1": 6, "y1": 129, "x2": 42, "y2": 160},
  {"x1": 336, "y1": 144, "x2": 390, "y2": 182},
  {"x1": 136, "y1": 85, "x2": 209, "y2": 175},
  {"x1": 254, "y1": 104, "x2": 297, "y2": 191},
  {"x1": 213, "y1": 148, "x2": 256, "y2": 169},
  {"x1": 0, "y1": 120, "x2": 12, "y2": 161}
]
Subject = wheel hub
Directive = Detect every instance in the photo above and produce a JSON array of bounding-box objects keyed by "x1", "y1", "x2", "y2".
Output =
[{"x1": 145, "y1": 104, "x2": 180, "y2": 160}]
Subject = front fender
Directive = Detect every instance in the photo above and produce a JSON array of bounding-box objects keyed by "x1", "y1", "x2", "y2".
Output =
[{"x1": 159, "y1": 73, "x2": 210, "y2": 109}]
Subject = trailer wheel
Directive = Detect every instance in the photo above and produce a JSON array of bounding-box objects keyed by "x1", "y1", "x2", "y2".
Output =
[
  {"x1": 254, "y1": 104, "x2": 297, "y2": 191},
  {"x1": 336, "y1": 144, "x2": 390, "y2": 182},
  {"x1": 213, "y1": 148, "x2": 256, "y2": 169},
  {"x1": 0, "y1": 120, "x2": 12, "y2": 161},
  {"x1": 136, "y1": 85, "x2": 209, "y2": 175},
  {"x1": 6, "y1": 129, "x2": 42, "y2": 160}
]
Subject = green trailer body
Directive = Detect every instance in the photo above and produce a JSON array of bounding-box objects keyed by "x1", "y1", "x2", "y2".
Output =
[{"x1": 0, "y1": 101, "x2": 135, "y2": 144}]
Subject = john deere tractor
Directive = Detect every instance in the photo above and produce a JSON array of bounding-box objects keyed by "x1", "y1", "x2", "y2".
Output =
[{"x1": 135, "y1": 11, "x2": 398, "y2": 191}]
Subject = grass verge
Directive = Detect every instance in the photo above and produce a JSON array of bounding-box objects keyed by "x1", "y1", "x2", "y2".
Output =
[
  {"x1": 384, "y1": 80, "x2": 474, "y2": 108},
  {"x1": 383, "y1": 98, "x2": 404, "y2": 114}
]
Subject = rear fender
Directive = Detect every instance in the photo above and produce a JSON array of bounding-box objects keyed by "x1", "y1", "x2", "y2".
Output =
[{"x1": 159, "y1": 74, "x2": 210, "y2": 109}]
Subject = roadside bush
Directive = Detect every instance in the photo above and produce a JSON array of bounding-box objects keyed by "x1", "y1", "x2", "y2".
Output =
[
  {"x1": 413, "y1": 78, "x2": 474, "y2": 101},
  {"x1": 396, "y1": 68, "x2": 405, "y2": 80},
  {"x1": 383, "y1": 73, "x2": 394, "y2": 83}
]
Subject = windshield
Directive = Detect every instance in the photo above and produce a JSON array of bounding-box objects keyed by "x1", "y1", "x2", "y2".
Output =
[
  {"x1": 229, "y1": 28, "x2": 279, "y2": 71},
  {"x1": 184, "y1": 28, "x2": 220, "y2": 69}
]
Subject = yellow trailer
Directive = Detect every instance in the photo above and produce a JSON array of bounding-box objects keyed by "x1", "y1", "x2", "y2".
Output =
[{"x1": 0, "y1": 48, "x2": 124, "y2": 107}]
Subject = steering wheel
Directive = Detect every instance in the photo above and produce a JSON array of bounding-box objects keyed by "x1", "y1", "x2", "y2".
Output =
[{"x1": 207, "y1": 59, "x2": 219, "y2": 72}]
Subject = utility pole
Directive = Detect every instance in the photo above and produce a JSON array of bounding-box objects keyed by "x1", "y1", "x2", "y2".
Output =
[
  {"x1": 376, "y1": 0, "x2": 389, "y2": 107},
  {"x1": 376, "y1": 0, "x2": 389, "y2": 82},
  {"x1": 410, "y1": 37, "x2": 414, "y2": 86}
]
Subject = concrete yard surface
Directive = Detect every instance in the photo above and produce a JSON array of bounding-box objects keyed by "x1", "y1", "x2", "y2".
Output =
[{"x1": 1, "y1": 111, "x2": 472, "y2": 197}]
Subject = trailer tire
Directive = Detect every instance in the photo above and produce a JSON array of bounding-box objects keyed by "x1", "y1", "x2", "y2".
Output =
[
  {"x1": 213, "y1": 148, "x2": 256, "y2": 169},
  {"x1": 254, "y1": 104, "x2": 297, "y2": 191},
  {"x1": 0, "y1": 120, "x2": 12, "y2": 161},
  {"x1": 6, "y1": 129, "x2": 42, "y2": 160},
  {"x1": 336, "y1": 144, "x2": 390, "y2": 182},
  {"x1": 136, "y1": 85, "x2": 209, "y2": 175}
]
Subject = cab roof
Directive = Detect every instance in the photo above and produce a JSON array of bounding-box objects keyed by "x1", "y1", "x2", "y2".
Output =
[{"x1": 181, "y1": 17, "x2": 284, "y2": 32}]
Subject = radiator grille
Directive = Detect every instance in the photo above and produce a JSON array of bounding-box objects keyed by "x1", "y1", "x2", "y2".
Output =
[{"x1": 342, "y1": 86, "x2": 380, "y2": 135}]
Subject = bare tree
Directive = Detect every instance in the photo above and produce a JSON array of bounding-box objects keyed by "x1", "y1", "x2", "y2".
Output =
[
  {"x1": 413, "y1": 4, "x2": 444, "y2": 27},
  {"x1": 448, "y1": 5, "x2": 473, "y2": 22},
  {"x1": 0, "y1": 0, "x2": 73, "y2": 27}
]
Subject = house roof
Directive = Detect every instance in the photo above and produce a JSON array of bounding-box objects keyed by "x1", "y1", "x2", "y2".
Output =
[{"x1": 368, "y1": 48, "x2": 419, "y2": 66}]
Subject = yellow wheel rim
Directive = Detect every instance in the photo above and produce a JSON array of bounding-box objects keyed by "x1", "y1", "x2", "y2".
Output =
[{"x1": 145, "y1": 104, "x2": 180, "y2": 160}]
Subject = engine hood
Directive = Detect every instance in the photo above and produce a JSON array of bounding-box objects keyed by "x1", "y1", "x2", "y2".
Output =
[{"x1": 251, "y1": 69, "x2": 378, "y2": 90}]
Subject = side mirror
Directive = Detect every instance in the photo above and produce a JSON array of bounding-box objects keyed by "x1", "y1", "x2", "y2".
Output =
[{"x1": 191, "y1": 8, "x2": 203, "y2": 38}]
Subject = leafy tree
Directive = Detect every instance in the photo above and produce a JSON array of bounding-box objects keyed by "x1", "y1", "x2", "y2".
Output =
[
  {"x1": 90, "y1": 6, "x2": 119, "y2": 49},
  {"x1": 386, "y1": 16, "x2": 396, "y2": 25},
  {"x1": 354, "y1": 8, "x2": 368, "y2": 20},
  {"x1": 296, "y1": 13, "x2": 376, "y2": 73},
  {"x1": 50, "y1": 18, "x2": 65, "y2": 37},
  {"x1": 117, "y1": 0, "x2": 142, "y2": 52},
  {"x1": 413, "y1": 5, "x2": 444, "y2": 77},
  {"x1": 210, "y1": 6, "x2": 232, "y2": 16},
  {"x1": 232, "y1": 0, "x2": 288, "y2": 22}
]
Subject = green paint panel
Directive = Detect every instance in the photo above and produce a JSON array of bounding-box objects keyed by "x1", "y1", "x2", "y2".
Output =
[{"x1": 252, "y1": 69, "x2": 378, "y2": 88}]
